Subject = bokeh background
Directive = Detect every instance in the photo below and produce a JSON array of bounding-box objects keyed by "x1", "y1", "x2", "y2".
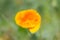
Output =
[{"x1": 0, "y1": 0, "x2": 60, "y2": 40}]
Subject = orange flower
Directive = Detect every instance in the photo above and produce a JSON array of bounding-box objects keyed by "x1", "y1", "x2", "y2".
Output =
[{"x1": 15, "y1": 9, "x2": 41, "y2": 33}]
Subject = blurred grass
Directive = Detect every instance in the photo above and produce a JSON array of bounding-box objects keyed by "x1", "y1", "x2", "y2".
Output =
[{"x1": 0, "y1": 0, "x2": 60, "y2": 40}]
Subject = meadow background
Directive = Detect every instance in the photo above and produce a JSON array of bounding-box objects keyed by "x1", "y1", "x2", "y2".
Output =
[{"x1": 0, "y1": 0, "x2": 60, "y2": 40}]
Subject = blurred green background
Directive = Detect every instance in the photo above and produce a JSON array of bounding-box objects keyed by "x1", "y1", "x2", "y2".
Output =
[{"x1": 0, "y1": 0, "x2": 60, "y2": 40}]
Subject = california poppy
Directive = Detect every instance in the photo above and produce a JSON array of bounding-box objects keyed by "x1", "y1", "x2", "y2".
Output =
[{"x1": 15, "y1": 9, "x2": 41, "y2": 33}]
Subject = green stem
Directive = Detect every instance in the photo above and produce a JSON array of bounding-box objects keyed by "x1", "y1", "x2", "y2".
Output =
[{"x1": 30, "y1": 34, "x2": 37, "y2": 40}]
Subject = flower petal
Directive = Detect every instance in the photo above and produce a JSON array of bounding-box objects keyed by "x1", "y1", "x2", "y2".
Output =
[{"x1": 28, "y1": 24, "x2": 40, "y2": 34}]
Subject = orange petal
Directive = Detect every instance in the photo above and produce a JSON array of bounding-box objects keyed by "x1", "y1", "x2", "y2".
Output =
[
  {"x1": 28, "y1": 23, "x2": 40, "y2": 34},
  {"x1": 15, "y1": 9, "x2": 41, "y2": 33}
]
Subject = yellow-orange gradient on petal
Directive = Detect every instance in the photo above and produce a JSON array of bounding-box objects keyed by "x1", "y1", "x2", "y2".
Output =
[{"x1": 15, "y1": 9, "x2": 41, "y2": 33}]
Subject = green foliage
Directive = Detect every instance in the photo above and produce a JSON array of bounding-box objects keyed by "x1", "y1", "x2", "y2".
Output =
[{"x1": 0, "y1": 0, "x2": 60, "y2": 40}]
